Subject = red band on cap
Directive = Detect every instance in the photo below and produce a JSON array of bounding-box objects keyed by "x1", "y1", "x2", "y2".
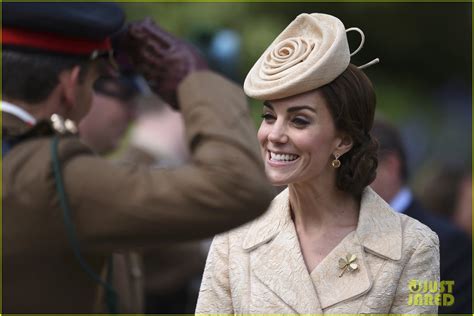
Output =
[{"x1": 2, "y1": 27, "x2": 111, "y2": 56}]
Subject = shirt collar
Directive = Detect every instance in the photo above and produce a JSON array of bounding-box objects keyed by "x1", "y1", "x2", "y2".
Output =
[
  {"x1": 1, "y1": 100, "x2": 37, "y2": 125},
  {"x1": 389, "y1": 186, "x2": 413, "y2": 213}
]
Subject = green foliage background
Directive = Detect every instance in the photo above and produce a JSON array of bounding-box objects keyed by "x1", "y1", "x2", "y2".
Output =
[{"x1": 123, "y1": 2, "x2": 472, "y2": 179}]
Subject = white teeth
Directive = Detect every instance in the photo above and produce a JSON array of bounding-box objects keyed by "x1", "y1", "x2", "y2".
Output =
[{"x1": 269, "y1": 151, "x2": 299, "y2": 162}]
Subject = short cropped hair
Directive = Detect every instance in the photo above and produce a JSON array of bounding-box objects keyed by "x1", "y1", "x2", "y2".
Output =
[{"x1": 2, "y1": 49, "x2": 90, "y2": 104}]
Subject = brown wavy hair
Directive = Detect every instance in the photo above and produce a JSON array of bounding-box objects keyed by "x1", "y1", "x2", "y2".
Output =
[{"x1": 319, "y1": 64, "x2": 378, "y2": 196}]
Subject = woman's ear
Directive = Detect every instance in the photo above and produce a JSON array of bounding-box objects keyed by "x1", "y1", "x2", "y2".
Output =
[
  {"x1": 58, "y1": 65, "x2": 81, "y2": 109},
  {"x1": 335, "y1": 133, "x2": 354, "y2": 156}
]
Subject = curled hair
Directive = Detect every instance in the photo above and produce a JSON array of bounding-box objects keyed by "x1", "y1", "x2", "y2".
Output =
[{"x1": 319, "y1": 64, "x2": 378, "y2": 196}]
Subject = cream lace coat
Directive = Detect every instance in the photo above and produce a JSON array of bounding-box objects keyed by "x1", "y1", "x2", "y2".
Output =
[{"x1": 196, "y1": 187, "x2": 440, "y2": 314}]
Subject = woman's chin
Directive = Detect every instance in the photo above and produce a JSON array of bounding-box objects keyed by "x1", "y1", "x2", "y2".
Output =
[{"x1": 268, "y1": 176, "x2": 290, "y2": 187}]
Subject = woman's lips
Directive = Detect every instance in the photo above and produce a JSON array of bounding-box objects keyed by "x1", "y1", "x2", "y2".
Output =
[{"x1": 267, "y1": 150, "x2": 300, "y2": 166}]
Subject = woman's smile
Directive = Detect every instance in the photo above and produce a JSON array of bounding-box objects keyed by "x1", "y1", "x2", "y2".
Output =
[{"x1": 267, "y1": 150, "x2": 301, "y2": 166}]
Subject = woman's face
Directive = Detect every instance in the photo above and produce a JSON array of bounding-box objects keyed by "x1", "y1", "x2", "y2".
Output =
[{"x1": 257, "y1": 89, "x2": 346, "y2": 186}]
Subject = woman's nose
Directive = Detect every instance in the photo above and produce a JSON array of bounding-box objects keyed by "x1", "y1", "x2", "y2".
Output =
[{"x1": 268, "y1": 122, "x2": 288, "y2": 143}]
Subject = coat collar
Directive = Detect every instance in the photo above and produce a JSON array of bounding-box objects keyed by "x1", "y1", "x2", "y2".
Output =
[
  {"x1": 242, "y1": 186, "x2": 402, "y2": 259},
  {"x1": 242, "y1": 186, "x2": 402, "y2": 311},
  {"x1": 356, "y1": 186, "x2": 403, "y2": 261}
]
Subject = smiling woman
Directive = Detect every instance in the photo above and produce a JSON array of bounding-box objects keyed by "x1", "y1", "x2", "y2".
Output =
[
  {"x1": 257, "y1": 64, "x2": 378, "y2": 194},
  {"x1": 196, "y1": 12, "x2": 440, "y2": 315},
  {"x1": 259, "y1": 90, "x2": 342, "y2": 187}
]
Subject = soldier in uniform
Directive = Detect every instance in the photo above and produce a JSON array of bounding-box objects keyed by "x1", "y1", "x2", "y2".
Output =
[{"x1": 2, "y1": 3, "x2": 274, "y2": 313}]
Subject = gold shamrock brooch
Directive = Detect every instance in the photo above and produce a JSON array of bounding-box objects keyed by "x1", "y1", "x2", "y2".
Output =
[{"x1": 338, "y1": 254, "x2": 358, "y2": 277}]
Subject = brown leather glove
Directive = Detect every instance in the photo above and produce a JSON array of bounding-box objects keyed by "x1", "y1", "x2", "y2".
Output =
[{"x1": 119, "y1": 18, "x2": 208, "y2": 109}]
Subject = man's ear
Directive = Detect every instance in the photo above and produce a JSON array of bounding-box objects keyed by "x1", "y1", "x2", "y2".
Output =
[
  {"x1": 335, "y1": 133, "x2": 354, "y2": 156},
  {"x1": 58, "y1": 65, "x2": 81, "y2": 108}
]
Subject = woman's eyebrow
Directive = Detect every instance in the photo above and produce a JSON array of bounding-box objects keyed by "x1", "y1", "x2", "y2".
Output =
[
  {"x1": 263, "y1": 102, "x2": 316, "y2": 113},
  {"x1": 263, "y1": 101, "x2": 274, "y2": 109},
  {"x1": 287, "y1": 105, "x2": 316, "y2": 113}
]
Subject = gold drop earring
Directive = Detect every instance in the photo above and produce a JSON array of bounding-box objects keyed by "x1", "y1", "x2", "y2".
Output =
[{"x1": 331, "y1": 153, "x2": 341, "y2": 168}]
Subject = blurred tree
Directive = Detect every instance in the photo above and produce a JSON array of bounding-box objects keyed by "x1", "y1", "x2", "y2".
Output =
[{"x1": 123, "y1": 3, "x2": 470, "y2": 88}]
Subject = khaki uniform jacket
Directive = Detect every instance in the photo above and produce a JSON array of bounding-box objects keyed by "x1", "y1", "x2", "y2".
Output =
[
  {"x1": 196, "y1": 187, "x2": 440, "y2": 314},
  {"x1": 2, "y1": 71, "x2": 274, "y2": 313}
]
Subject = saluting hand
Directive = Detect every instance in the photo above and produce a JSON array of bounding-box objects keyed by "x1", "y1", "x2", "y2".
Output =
[{"x1": 117, "y1": 18, "x2": 208, "y2": 109}]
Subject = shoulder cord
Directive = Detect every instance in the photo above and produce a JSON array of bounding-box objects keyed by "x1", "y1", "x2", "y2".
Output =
[{"x1": 50, "y1": 136, "x2": 118, "y2": 313}]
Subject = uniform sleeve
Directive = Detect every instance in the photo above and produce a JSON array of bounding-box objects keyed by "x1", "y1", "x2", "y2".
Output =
[
  {"x1": 195, "y1": 234, "x2": 233, "y2": 314},
  {"x1": 62, "y1": 71, "x2": 274, "y2": 249},
  {"x1": 389, "y1": 231, "x2": 440, "y2": 314}
]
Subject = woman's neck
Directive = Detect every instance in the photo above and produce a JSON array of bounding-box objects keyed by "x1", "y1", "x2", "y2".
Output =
[{"x1": 288, "y1": 181, "x2": 359, "y2": 234}]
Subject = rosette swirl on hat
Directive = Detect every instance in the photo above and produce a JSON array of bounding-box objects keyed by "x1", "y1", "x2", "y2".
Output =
[
  {"x1": 260, "y1": 37, "x2": 315, "y2": 80},
  {"x1": 244, "y1": 13, "x2": 351, "y2": 100}
]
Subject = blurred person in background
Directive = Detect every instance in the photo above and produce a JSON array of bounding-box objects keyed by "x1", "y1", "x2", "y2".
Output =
[
  {"x1": 370, "y1": 118, "x2": 472, "y2": 314},
  {"x1": 452, "y1": 172, "x2": 472, "y2": 236},
  {"x1": 141, "y1": 240, "x2": 207, "y2": 313},
  {"x1": 416, "y1": 164, "x2": 472, "y2": 237},
  {"x1": 80, "y1": 75, "x2": 208, "y2": 313},
  {"x1": 78, "y1": 73, "x2": 145, "y2": 313},
  {"x1": 120, "y1": 95, "x2": 209, "y2": 314},
  {"x1": 122, "y1": 96, "x2": 189, "y2": 167},
  {"x1": 79, "y1": 73, "x2": 140, "y2": 155}
]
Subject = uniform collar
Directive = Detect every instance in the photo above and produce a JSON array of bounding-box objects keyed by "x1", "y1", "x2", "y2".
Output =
[
  {"x1": 242, "y1": 186, "x2": 402, "y2": 261},
  {"x1": 1, "y1": 101, "x2": 37, "y2": 125}
]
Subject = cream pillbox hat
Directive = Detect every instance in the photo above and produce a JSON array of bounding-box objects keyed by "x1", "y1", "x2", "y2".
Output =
[{"x1": 244, "y1": 13, "x2": 378, "y2": 100}]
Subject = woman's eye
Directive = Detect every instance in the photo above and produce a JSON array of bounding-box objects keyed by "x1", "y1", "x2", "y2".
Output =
[
  {"x1": 261, "y1": 113, "x2": 276, "y2": 123},
  {"x1": 292, "y1": 117, "x2": 310, "y2": 127}
]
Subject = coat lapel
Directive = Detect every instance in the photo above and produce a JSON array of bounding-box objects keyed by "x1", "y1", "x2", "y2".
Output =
[
  {"x1": 242, "y1": 189, "x2": 322, "y2": 314},
  {"x1": 312, "y1": 187, "x2": 403, "y2": 309},
  {"x1": 242, "y1": 187, "x2": 402, "y2": 313},
  {"x1": 357, "y1": 187, "x2": 403, "y2": 261},
  {"x1": 310, "y1": 231, "x2": 372, "y2": 309}
]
